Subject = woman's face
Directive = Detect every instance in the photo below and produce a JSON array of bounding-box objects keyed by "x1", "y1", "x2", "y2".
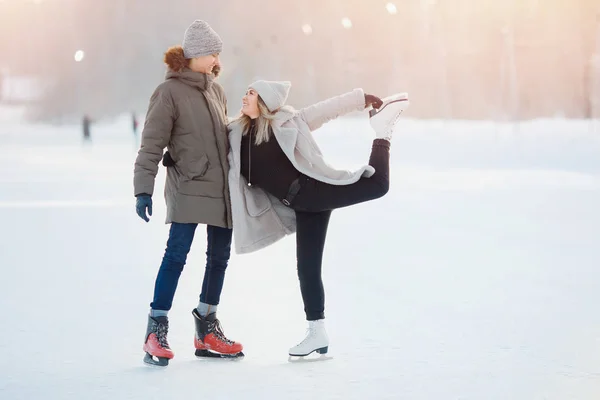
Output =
[
  {"x1": 242, "y1": 88, "x2": 260, "y2": 119},
  {"x1": 189, "y1": 53, "x2": 220, "y2": 74}
]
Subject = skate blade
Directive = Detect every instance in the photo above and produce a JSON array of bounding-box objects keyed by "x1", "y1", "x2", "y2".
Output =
[
  {"x1": 288, "y1": 353, "x2": 333, "y2": 363},
  {"x1": 195, "y1": 349, "x2": 245, "y2": 360},
  {"x1": 143, "y1": 352, "x2": 169, "y2": 367},
  {"x1": 369, "y1": 93, "x2": 409, "y2": 118},
  {"x1": 288, "y1": 346, "x2": 331, "y2": 359},
  {"x1": 382, "y1": 92, "x2": 409, "y2": 103}
]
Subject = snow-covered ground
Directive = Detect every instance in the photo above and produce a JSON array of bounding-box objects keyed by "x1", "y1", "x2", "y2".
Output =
[{"x1": 1, "y1": 110, "x2": 599, "y2": 399}]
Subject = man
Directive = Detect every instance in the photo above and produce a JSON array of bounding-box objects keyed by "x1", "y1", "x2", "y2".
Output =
[{"x1": 134, "y1": 20, "x2": 242, "y2": 366}]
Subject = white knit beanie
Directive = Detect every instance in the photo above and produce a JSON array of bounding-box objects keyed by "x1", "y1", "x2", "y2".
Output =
[
  {"x1": 182, "y1": 20, "x2": 223, "y2": 58},
  {"x1": 249, "y1": 80, "x2": 292, "y2": 112}
]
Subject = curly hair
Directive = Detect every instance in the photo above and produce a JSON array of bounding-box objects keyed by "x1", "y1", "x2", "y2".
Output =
[
  {"x1": 163, "y1": 45, "x2": 220, "y2": 77},
  {"x1": 163, "y1": 46, "x2": 188, "y2": 72}
]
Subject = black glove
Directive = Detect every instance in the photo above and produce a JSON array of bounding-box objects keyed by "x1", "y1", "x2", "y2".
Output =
[
  {"x1": 162, "y1": 151, "x2": 175, "y2": 167},
  {"x1": 364, "y1": 94, "x2": 383, "y2": 109}
]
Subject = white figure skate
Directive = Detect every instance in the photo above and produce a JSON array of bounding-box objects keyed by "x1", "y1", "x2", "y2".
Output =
[
  {"x1": 289, "y1": 319, "x2": 329, "y2": 357},
  {"x1": 369, "y1": 93, "x2": 409, "y2": 140}
]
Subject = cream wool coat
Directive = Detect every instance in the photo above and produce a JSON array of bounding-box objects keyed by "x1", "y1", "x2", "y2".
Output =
[{"x1": 227, "y1": 88, "x2": 374, "y2": 254}]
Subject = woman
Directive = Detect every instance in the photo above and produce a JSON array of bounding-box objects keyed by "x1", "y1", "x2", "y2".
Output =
[
  {"x1": 134, "y1": 20, "x2": 243, "y2": 366},
  {"x1": 227, "y1": 80, "x2": 409, "y2": 356}
]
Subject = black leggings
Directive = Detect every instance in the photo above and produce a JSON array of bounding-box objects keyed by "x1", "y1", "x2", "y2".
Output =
[{"x1": 293, "y1": 139, "x2": 390, "y2": 320}]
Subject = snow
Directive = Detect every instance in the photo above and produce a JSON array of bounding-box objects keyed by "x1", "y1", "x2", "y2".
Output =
[{"x1": 1, "y1": 113, "x2": 599, "y2": 399}]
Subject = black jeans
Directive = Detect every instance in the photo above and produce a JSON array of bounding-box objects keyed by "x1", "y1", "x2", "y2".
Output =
[
  {"x1": 150, "y1": 223, "x2": 233, "y2": 311},
  {"x1": 293, "y1": 139, "x2": 390, "y2": 320}
]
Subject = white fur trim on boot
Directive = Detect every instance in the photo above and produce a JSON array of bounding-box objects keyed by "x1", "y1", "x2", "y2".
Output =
[
  {"x1": 369, "y1": 93, "x2": 409, "y2": 140},
  {"x1": 289, "y1": 319, "x2": 329, "y2": 357}
]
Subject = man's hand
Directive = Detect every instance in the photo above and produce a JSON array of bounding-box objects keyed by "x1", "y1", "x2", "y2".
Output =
[{"x1": 135, "y1": 194, "x2": 153, "y2": 222}]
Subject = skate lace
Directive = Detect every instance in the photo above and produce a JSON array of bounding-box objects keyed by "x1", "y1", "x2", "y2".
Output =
[
  {"x1": 298, "y1": 328, "x2": 316, "y2": 346},
  {"x1": 211, "y1": 319, "x2": 234, "y2": 346},
  {"x1": 156, "y1": 322, "x2": 170, "y2": 348},
  {"x1": 384, "y1": 110, "x2": 404, "y2": 137}
]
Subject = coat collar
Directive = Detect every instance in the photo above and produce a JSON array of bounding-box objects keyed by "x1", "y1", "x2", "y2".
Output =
[
  {"x1": 228, "y1": 109, "x2": 312, "y2": 167},
  {"x1": 165, "y1": 68, "x2": 213, "y2": 91}
]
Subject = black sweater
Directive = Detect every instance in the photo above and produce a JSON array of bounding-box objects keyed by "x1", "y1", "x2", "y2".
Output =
[{"x1": 240, "y1": 122, "x2": 301, "y2": 200}]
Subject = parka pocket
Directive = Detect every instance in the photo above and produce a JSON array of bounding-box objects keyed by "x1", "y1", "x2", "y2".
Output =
[
  {"x1": 187, "y1": 155, "x2": 210, "y2": 180},
  {"x1": 178, "y1": 180, "x2": 216, "y2": 197},
  {"x1": 243, "y1": 184, "x2": 271, "y2": 217}
]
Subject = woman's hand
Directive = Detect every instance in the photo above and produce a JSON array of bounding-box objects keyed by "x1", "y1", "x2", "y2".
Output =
[{"x1": 364, "y1": 94, "x2": 383, "y2": 109}]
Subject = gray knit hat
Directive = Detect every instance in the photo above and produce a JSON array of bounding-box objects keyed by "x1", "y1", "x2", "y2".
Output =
[
  {"x1": 182, "y1": 20, "x2": 223, "y2": 58},
  {"x1": 249, "y1": 80, "x2": 292, "y2": 112}
]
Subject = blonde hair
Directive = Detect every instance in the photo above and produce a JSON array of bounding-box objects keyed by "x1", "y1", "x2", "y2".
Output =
[{"x1": 234, "y1": 96, "x2": 276, "y2": 145}]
